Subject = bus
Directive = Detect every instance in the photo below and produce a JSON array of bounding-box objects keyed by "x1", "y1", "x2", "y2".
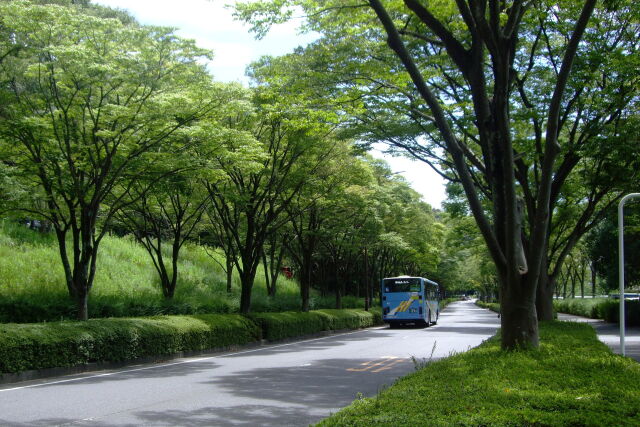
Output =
[{"x1": 381, "y1": 276, "x2": 440, "y2": 327}]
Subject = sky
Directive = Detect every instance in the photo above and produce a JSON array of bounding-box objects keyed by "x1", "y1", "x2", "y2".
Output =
[{"x1": 92, "y1": 0, "x2": 447, "y2": 209}]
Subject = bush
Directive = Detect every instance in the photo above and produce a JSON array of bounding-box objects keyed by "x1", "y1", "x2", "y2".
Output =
[
  {"x1": 554, "y1": 298, "x2": 640, "y2": 326},
  {"x1": 0, "y1": 314, "x2": 260, "y2": 374},
  {"x1": 476, "y1": 300, "x2": 500, "y2": 313},
  {"x1": 248, "y1": 309, "x2": 382, "y2": 341},
  {"x1": 0, "y1": 308, "x2": 383, "y2": 374},
  {"x1": 318, "y1": 321, "x2": 640, "y2": 426}
]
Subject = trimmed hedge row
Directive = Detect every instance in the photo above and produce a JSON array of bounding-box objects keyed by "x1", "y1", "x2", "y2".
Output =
[
  {"x1": 249, "y1": 308, "x2": 382, "y2": 341},
  {"x1": 0, "y1": 309, "x2": 382, "y2": 374},
  {"x1": 554, "y1": 298, "x2": 640, "y2": 326},
  {"x1": 475, "y1": 300, "x2": 500, "y2": 313}
]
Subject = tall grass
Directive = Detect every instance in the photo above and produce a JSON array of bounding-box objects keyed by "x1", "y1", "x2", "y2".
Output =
[{"x1": 0, "y1": 221, "x2": 322, "y2": 322}]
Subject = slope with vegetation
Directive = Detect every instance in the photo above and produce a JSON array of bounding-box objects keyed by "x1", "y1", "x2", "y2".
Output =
[{"x1": 0, "y1": 0, "x2": 459, "y2": 324}]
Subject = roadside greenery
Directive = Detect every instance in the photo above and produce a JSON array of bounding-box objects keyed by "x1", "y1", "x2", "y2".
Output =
[
  {"x1": 237, "y1": 0, "x2": 640, "y2": 350},
  {"x1": 475, "y1": 300, "x2": 500, "y2": 314},
  {"x1": 0, "y1": 308, "x2": 382, "y2": 374},
  {"x1": 554, "y1": 298, "x2": 640, "y2": 327},
  {"x1": 318, "y1": 321, "x2": 640, "y2": 426},
  {"x1": 248, "y1": 309, "x2": 381, "y2": 341},
  {"x1": 0, "y1": 221, "x2": 364, "y2": 322}
]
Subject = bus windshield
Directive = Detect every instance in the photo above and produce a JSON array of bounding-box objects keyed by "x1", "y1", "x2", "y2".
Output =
[{"x1": 383, "y1": 278, "x2": 421, "y2": 293}]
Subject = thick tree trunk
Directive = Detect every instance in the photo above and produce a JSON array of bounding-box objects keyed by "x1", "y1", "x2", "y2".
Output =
[
  {"x1": 501, "y1": 278, "x2": 539, "y2": 349},
  {"x1": 239, "y1": 272, "x2": 253, "y2": 314},
  {"x1": 75, "y1": 290, "x2": 89, "y2": 321},
  {"x1": 536, "y1": 272, "x2": 556, "y2": 321},
  {"x1": 301, "y1": 268, "x2": 310, "y2": 312}
]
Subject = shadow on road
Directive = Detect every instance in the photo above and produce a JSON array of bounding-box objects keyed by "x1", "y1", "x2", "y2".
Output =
[
  {"x1": 133, "y1": 404, "x2": 325, "y2": 427},
  {"x1": 37, "y1": 359, "x2": 222, "y2": 388},
  {"x1": 220, "y1": 329, "x2": 395, "y2": 358}
]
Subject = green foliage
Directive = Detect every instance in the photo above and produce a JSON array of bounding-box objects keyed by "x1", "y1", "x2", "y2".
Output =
[
  {"x1": 0, "y1": 314, "x2": 261, "y2": 373},
  {"x1": 318, "y1": 321, "x2": 640, "y2": 426},
  {"x1": 554, "y1": 298, "x2": 640, "y2": 326},
  {"x1": 0, "y1": 308, "x2": 381, "y2": 374},
  {"x1": 475, "y1": 300, "x2": 501, "y2": 313},
  {"x1": 248, "y1": 308, "x2": 381, "y2": 341},
  {"x1": 0, "y1": 222, "x2": 300, "y2": 322}
]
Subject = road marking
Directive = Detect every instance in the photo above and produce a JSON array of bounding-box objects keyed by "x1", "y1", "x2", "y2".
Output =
[
  {"x1": 346, "y1": 356, "x2": 407, "y2": 372},
  {"x1": 0, "y1": 326, "x2": 387, "y2": 393},
  {"x1": 372, "y1": 359, "x2": 405, "y2": 372}
]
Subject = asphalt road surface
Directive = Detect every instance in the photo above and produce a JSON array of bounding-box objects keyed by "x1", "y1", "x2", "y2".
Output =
[{"x1": 0, "y1": 300, "x2": 499, "y2": 426}]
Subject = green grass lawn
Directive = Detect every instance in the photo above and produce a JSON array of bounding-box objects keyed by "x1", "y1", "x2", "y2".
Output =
[
  {"x1": 318, "y1": 321, "x2": 640, "y2": 426},
  {"x1": 0, "y1": 221, "x2": 360, "y2": 322}
]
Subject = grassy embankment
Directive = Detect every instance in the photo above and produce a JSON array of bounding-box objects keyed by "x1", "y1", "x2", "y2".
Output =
[
  {"x1": 0, "y1": 221, "x2": 362, "y2": 322},
  {"x1": 318, "y1": 321, "x2": 640, "y2": 426}
]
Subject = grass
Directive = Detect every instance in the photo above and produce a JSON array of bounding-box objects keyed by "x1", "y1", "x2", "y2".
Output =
[
  {"x1": 0, "y1": 221, "x2": 345, "y2": 322},
  {"x1": 318, "y1": 321, "x2": 640, "y2": 426}
]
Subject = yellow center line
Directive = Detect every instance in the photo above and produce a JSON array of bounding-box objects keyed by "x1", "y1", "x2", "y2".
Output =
[
  {"x1": 372, "y1": 359, "x2": 406, "y2": 372},
  {"x1": 347, "y1": 357, "x2": 404, "y2": 372}
]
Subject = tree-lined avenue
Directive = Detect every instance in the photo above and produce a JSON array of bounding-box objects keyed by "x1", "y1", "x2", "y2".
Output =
[{"x1": 0, "y1": 301, "x2": 498, "y2": 426}]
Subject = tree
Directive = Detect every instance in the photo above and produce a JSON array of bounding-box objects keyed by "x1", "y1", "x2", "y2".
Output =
[
  {"x1": 114, "y1": 170, "x2": 209, "y2": 299},
  {"x1": 204, "y1": 88, "x2": 340, "y2": 313},
  {"x1": 284, "y1": 140, "x2": 366, "y2": 310},
  {"x1": 0, "y1": 1, "x2": 217, "y2": 319},
  {"x1": 113, "y1": 83, "x2": 250, "y2": 299},
  {"x1": 236, "y1": 0, "x2": 640, "y2": 349}
]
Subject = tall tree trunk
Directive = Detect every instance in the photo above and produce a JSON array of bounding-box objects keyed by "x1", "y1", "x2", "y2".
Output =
[
  {"x1": 501, "y1": 275, "x2": 539, "y2": 349},
  {"x1": 226, "y1": 256, "x2": 234, "y2": 293},
  {"x1": 364, "y1": 247, "x2": 370, "y2": 311},
  {"x1": 536, "y1": 272, "x2": 556, "y2": 321},
  {"x1": 75, "y1": 288, "x2": 89, "y2": 321},
  {"x1": 239, "y1": 271, "x2": 253, "y2": 314},
  {"x1": 262, "y1": 249, "x2": 273, "y2": 297},
  {"x1": 300, "y1": 251, "x2": 312, "y2": 312},
  {"x1": 580, "y1": 273, "x2": 584, "y2": 298},
  {"x1": 334, "y1": 266, "x2": 341, "y2": 309}
]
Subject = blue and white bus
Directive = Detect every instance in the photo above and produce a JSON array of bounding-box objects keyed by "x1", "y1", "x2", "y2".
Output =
[{"x1": 381, "y1": 276, "x2": 440, "y2": 327}]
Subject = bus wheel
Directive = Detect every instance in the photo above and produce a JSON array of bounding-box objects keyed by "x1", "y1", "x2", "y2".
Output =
[
  {"x1": 433, "y1": 311, "x2": 438, "y2": 325},
  {"x1": 426, "y1": 310, "x2": 431, "y2": 327}
]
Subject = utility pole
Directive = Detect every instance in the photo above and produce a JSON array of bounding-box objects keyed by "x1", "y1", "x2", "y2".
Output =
[{"x1": 618, "y1": 193, "x2": 640, "y2": 356}]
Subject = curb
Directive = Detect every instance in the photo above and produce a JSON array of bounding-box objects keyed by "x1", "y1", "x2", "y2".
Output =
[{"x1": 0, "y1": 326, "x2": 382, "y2": 386}]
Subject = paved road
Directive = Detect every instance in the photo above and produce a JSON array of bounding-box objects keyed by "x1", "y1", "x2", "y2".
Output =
[{"x1": 0, "y1": 301, "x2": 499, "y2": 426}]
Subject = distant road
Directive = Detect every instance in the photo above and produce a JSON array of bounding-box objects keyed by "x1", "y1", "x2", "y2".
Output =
[{"x1": 0, "y1": 301, "x2": 499, "y2": 426}]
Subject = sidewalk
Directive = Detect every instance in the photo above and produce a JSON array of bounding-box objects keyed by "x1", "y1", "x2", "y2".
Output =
[{"x1": 558, "y1": 313, "x2": 640, "y2": 362}]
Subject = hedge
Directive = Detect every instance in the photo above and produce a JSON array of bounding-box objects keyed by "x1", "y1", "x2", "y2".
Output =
[
  {"x1": 554, "y1": 298, "x2": 640, "y2": 326},
  {"x1": 318, "y1": 321, "x2": 640, "y2": 426},
  {"x1": 475, "y1": 300, "x2": 500, "y2": 313},
  {"x1": 248, "y1": 308, "x2": 382, "y2": 341},
  {"x1": 0, "y1": 309, "x2": 382, "y2": 374}
]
